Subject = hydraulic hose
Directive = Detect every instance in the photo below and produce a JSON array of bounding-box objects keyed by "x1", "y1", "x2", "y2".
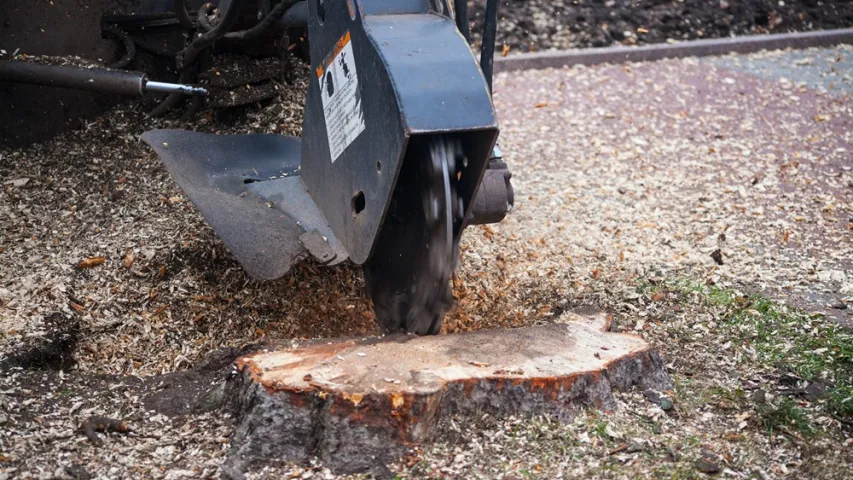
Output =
[
  {"x1": 174, "y1": 0, "x2": 196, "y2": 29},
  {"x1": 197, "y1": 2, "x2": 216, "y2": 32},
  {"x1": 154, "y1": 1, "x2": 243, "y2": 117},
  {"x1": 159, "y1": 0, "x2": 299, "y2": 116},
  {"x1": 178, "y1": 0, "x2": 243, "y2": 69},
  {"x1": 102, "y1": 24, "x2": 136, "y2": 69},
  {"x1": 223, "y1": 0, "x2": 296, "y2": 42},
  {"x1": 0, "y1": 61, "x2": 205, "y2": 97}
]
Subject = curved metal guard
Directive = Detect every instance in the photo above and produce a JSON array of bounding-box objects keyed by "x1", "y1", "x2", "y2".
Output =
[{"x1": 141, "y1": 129, "x2": 347, "y2": 280}]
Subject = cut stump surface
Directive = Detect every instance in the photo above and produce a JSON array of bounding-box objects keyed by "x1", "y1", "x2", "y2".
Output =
[{"x1": 224, "y1": 312, "x2": 671, "y2": 474}]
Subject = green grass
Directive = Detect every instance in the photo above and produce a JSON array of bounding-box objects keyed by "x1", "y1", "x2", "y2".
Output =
[
  {"x1": 642, "y1": 279, "x2": 853, "y2": 422},
  {"x1": 756, "y1": 397, "x2": 814, "y2": 437},
  {"x1": 651, "y1": 464, "x2": 702, "y2": 480},
  {"x1": 704, "y1": 386, "x2": 749, "y2": 412},
  {"x1": 639, "y1": 416, "x2": 662, "y2": 434},
  {"x1": 592, "y1": 419, "x2": 608, "y2": 439}
]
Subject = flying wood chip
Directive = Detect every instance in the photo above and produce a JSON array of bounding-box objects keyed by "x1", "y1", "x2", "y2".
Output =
[
  {"x1": 77, "y1": 256, "x2": 105, "y2": 268},
  {"x1": 123, "y1": 250, "x2": 134, "y2": 269}
]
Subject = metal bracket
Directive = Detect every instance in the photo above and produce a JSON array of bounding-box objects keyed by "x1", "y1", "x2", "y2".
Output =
[
  {"x1": 468, "y1": 144, "x2": 514, "y2": 225},
  {"x1": 300, "y1": 229, "x2": 338, "y2": 265}
]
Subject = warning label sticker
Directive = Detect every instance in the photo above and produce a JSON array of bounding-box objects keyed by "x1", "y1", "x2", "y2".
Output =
[{"x1": 316, "y1": 31, "x2": 365, "y2": 163}]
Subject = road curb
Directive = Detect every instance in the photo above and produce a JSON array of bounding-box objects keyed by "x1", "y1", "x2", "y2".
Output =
[{"x1": 495, "y1": 28, "x2": 853, "y2": 73}]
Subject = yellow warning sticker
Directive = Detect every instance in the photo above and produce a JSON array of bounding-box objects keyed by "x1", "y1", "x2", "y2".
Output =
[{"x1": 317, "y1": 31, "x2": 365, "y2": 162}]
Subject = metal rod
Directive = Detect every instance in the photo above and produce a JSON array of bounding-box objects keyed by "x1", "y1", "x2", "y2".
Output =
[
  {"x1": 145, "y1": 80, "x2": 207, "y2": 95},
  {"x1": 454, "y1": 0, "x2": 470, "y2": 43},
  {"x1": 479, "y1": 0, "x2": 499, "y2": 93},
  {"x1": 149, "y1": 68, "x2": 196, "y2": 117}
]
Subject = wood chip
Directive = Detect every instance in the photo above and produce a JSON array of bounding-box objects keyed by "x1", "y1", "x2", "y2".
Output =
[{"x1": 77, "y1": 256, "x2": 105, "y2": 268}]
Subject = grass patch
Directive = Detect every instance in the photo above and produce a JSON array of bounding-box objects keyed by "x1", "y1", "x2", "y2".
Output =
[
  {"x1": 651, "y1": 464, "x2": 702, "y2": 480},
  {"x1": 704, "y1": 386, "x2": 749, "y2": 411},
  {"x1": 756, "y1": 397, "x2": 814, "y2": 437},
  {"x1": 641, "y1": 279, "x2": 853, "y2": 422}
]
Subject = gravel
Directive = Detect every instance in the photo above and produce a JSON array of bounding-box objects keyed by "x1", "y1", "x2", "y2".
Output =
[{"x1": 1, "y1": 45, "x2": 852, "y2": 478}]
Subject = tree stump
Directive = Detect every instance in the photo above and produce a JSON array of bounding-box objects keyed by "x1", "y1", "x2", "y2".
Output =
[{"x1": 224, "y1": 312, "x2": 671, "y2": 475}]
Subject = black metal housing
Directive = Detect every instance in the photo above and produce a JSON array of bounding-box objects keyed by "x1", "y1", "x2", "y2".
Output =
[{"x1": 300, "y1": 0, "x2": 499, "y2": 264}]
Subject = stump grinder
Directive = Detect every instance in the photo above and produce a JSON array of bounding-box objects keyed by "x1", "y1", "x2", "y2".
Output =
[{"x1": 0, "y1": 0, "x2": 513, "y2": 334}]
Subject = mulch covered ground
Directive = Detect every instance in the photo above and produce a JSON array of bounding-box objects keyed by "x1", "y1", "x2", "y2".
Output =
[
  {"x1": 1, "y1": 40, "x2": 851, "y2": 480},
  {"x1": 469, "y1": 0, "x2": 853, "y2": 52}
]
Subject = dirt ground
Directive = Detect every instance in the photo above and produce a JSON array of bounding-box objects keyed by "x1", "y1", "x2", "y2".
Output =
[
  {"x1": 468, "y1": 0, "x2": 853, "y2": 52},
  {"x1": 1, "y1": 44, "x2": 852, "y2": 478}
]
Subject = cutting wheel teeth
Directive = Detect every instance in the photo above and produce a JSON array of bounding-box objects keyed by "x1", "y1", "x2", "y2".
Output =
[{"x1": 363, "y1": 134, "x2": 464, "y2": 336}]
